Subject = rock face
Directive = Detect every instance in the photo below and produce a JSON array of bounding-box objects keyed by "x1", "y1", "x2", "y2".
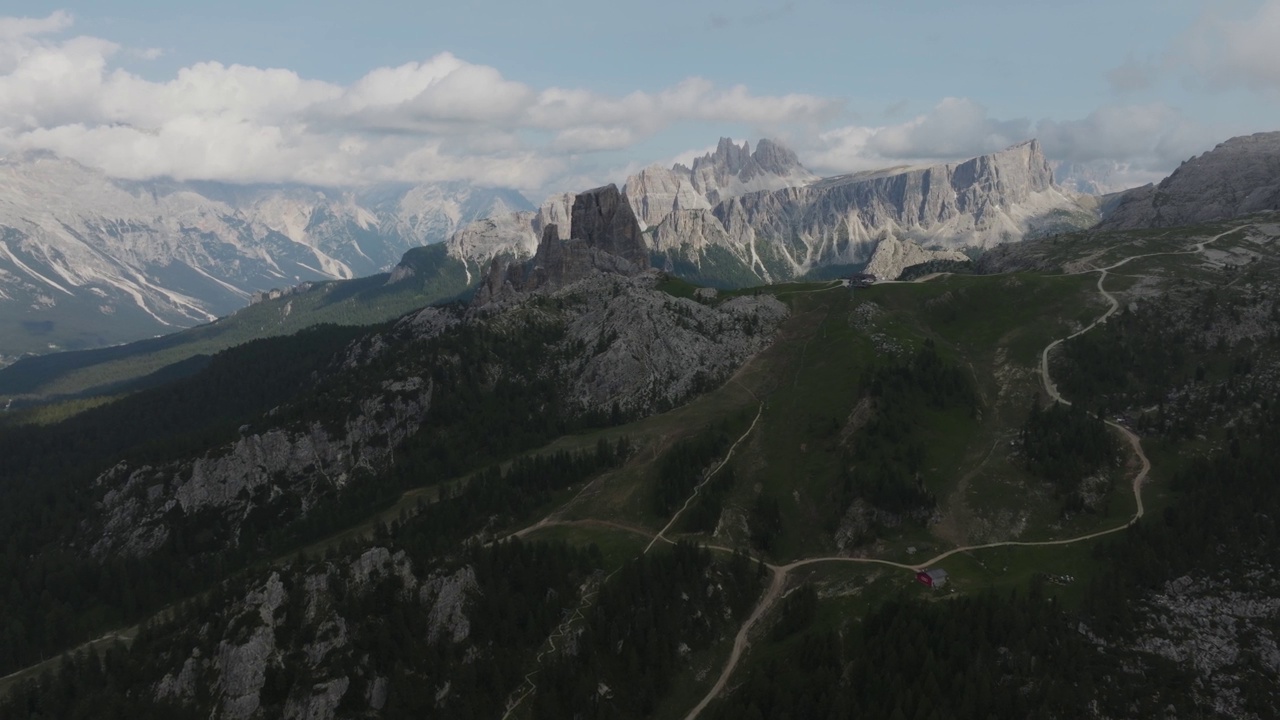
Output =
[
  {"x1": 1098, "y1": 131, "x2": 1280, "y2": 230},
  {"x1": 426, "y1": 138, "x2": 1094, "y2": 294},
  {"x1": 0, "y1": 152, "x2": 531, "y2": 358},
  {"x1": 863, "y1": 235, "x2": 970, "y2": 280},
  {"x1": 1122, "y1": 571, "x2": 1280, "y2": 720},
  {"x1": 649, "y1": 139, "x2": 1096, "y2": 286},
  {"x1": 153, "y1": 549, "x2": 476, "y2": 720},
  {"x1": 548, "y1": 273, "x2": 787, "y2": 412},
  {"x1": 624, "y1": 137, "x2": 817, "y2": 228},
  {"x1": 92, "y1": 378, "x2": 435, "y2": 559},
  {"x1": 390, "y1": 191, "x2": 577, "y2": 291},
  {"x1": 478, "y1": 184, "x2": 650, "y2": 297},
  {"x1": 568, "y1": 184, "x2": 649, "y2": 268},
  {"x1": 88, "y1": 258, "x2": 785, "y2": 564}
]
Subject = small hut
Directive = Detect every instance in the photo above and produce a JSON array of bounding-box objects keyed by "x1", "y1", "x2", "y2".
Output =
[{"x1": 916, "y1": 568, "x2": 949, "y2": 589}]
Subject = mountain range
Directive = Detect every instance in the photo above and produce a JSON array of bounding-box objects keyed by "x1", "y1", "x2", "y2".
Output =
[
  {"x1": 430, "y1": 137, "x2": 1100, "y2": 293},
  {"x1": 0, "y1": 154, "x2": 530, "y2": 361},
  {"x1": 0, "y1": 136, "x2": 1147, "y2": 365}
]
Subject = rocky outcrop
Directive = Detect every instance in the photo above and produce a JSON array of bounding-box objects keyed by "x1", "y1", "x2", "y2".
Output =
[
  {"x1": 434, "y1": 190, "x2": 581, "y2": 273},
  {"x1": 568, "y1": 184, "x2": 650, "y2": 269},
  {"x1": 534, "y1": 192, "x2": 576, "y2": 239},
  {"x1": 91, "y1": 378, "x2": 433, "y2": 559},
  {"x1": 864, "y1": 235, "x2": 970, "y2": 280},
  {"x1": 438, "y1": 210, "x2": 540, "y2": 283},
  {"x1": 547, "y1": 272, "x2": 788, "y2": 413},
  {"x1": 1098, "y1": 132, "x2": 1280, "y2": 230},
  {"x1": 475, "y1": 268, "x2": 787, "y2": 413},
  {"x1": 1112, "y1": 571, "x2": 1280, "y2": 719},
  {"x1": 478, "y1": 184, "x2": 650, "y2": 298},
  {"x1": 249, "y1": 282, "x2": 317, "y2": 306},
  {"x1": 213, "y1": 572, "x2": 289, "y2": 719},
  {"x1": 153, "y1": 549, "x2": 474, "y2": 720}
]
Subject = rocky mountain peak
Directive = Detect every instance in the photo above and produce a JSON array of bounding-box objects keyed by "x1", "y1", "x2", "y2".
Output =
[
  {"x1": 568, "y1": 184, "x2": 648, "y2": 268},
  {"x1": 476, "y1": 184, "x2": 650, "y2": 302},
  {"x1": 696, "y1": 137, "x2": 754, "y2": 177},
  {"x1": 1098, "y1": 131, "x2": 1280, "y2": 230},
  {"x1": 949, "y1": 138, "x2": 1055, "y2": 203},
  {"x1": 691, "y1": 137, "x2": 810, "y2": 189},
  {"x1": 624, "y1": 137, "x2": 816, "y2": 228},
  {"x1": 752, "y1": 138, "x2": 806, "y2": 176}
]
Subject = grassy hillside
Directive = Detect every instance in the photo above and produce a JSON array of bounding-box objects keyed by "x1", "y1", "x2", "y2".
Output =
[{"x1": 5, "y1": 217, "x2": 1280, "y2": 718}]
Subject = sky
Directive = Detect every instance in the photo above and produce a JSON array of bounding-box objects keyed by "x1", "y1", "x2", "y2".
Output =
[{"x1": 1, "y1": 1, "x2": 1277, "y2": 200}]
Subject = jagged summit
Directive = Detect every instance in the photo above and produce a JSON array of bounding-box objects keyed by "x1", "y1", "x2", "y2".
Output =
[
  {"x1": 564, "y1": 184, "x2": 649, "y2": 269},
  {"x1": 686, "y1": 137, "x2": 810, "y2": 186},
  {"x1": 624, "y1": 137, "x2": 817, "y2": 228},
  {"x1": 1098, "y1": 131, "x2": 1280, "y2": 230}
]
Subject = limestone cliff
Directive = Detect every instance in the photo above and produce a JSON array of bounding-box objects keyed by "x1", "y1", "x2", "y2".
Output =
[
  {"x1": 479, "y1": 184, "x2": 650, "y2": 297},
  {"x1": 864, "y1": 235, "x2": 970, "y2": 280},
  {"x1": 644, "y1": 140, "x2": 1094, "y2": 285}
]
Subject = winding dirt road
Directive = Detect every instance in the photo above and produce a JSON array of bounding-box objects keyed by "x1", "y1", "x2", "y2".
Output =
[{"x1": 674, "y1": 228, "x2": 1250, "y2": 718}]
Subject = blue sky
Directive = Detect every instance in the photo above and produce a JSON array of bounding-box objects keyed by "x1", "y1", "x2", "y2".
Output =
[{"x1": 1, "y1": 1, "x2": 1277, "y2": 198}]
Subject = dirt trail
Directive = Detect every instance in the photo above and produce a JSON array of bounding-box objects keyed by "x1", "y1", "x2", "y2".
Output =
[
  {"x1": 645, "y1": 399, "x2": 763, "y2": 554},
  {"x1": 674, "y1": 226, "x2": 1248, "y2": 718},
  {"x1": 682, "y1": 565, "x2": 785, "y2": 720}
]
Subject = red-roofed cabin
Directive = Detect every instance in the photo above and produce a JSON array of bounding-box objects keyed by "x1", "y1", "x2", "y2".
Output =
[{"x1": 916, "y1": 568, "x2": 948, "y2": 588}]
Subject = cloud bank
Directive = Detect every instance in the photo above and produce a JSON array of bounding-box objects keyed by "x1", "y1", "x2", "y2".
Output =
[
  {"x1": 0, "y1": 12, "x2": 836, "y2": 193},
  {"x1": 0, "y1": 10, "x2": 1245, "y2": 197},
  {"x1": 804, "y1": 98, "x2": 1211, "y2": 189}
]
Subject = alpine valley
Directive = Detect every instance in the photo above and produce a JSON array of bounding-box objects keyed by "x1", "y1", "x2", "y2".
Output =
[
  {"x1": 1, "y1": 130, "x2": 1279, "y2": 720},
  {"x1": 0, "y1": 153, "x2": 531, "y2": 362}
]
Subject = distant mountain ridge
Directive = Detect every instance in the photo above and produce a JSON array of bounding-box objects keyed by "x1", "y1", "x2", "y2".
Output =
[
  {"x1": 647, "y1": 138, "x2": 1093, "y2": 284},
  {"x1": 437, "y1": 137, "x2": 1097, "y2": 289},
  {"x1": 0, "y1": 153, "x2": 531, "y2": 359}
]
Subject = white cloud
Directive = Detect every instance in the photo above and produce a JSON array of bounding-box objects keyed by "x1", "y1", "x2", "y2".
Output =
[
  {"x1": 0, "y1": 10, "x2": 72, "y2": 40},
  {"x1": 1179, "y1": 0, "x2": 1280, "y2": 92},
  {"x1": 1037, "y1": 104, "x2": 1210, "y2": 166},
  {"x1": 1114, "y1": 0, "x2": 1280, "y2": 96},
  {"x1": 550, "y1": 127, "x2": 635, "y2": 153},
  {"x1": 802, "y1": 99, "x2": 1031, "y2": 175},
  {"x1": 0, "y1": 13, "x2": 837, "y2": 195},
  {"x1": 0, "y1": 10, "x2": 1232, "y2": 198},
  {"x1": 864, "y1": 97, "x2": 1029, "y2": 159},
  {"x1": 801, "y1": 98, "x2": 1213, "y2": 182}
]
